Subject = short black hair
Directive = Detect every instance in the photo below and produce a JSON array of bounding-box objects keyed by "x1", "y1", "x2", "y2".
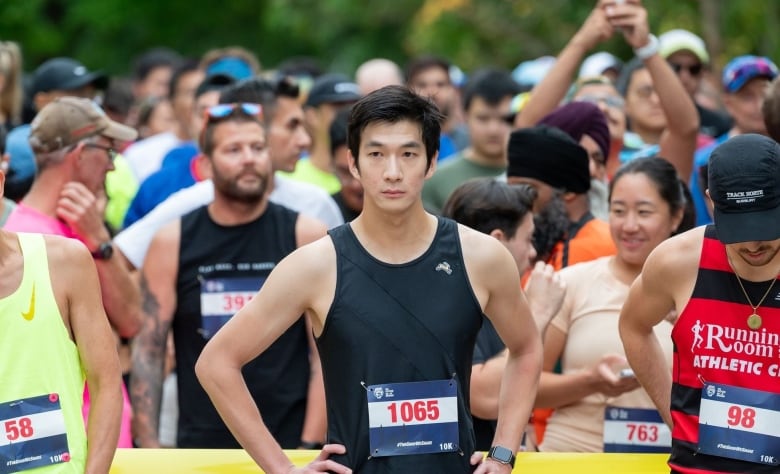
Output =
[
  {"x1": 133, "y1": 47, "x2": 181, "y2": 82},
  {"x1": 275, "y1": 56, "x2": 324, "y2": 80},
  {"x1": 461, "y1": 68, "x2": 521, "y2": 111},
  {"x1": 195, "y1": 74, "x2": 235, "y2": 100},
  {"x1": 442, "y1": 178, "x2": 536, "y2": 239},
  {"x1": 218, "y1": 76, "x2": 300, "y2": 126},
  {"x1": 615, "y1": 57, "x2": 645, "y2": 97},
  {"x1": 405, "y1": 55, "x2": 451, "y2": 85},
  {"x1": 347, "y1": 85, "x2": 443, "y2": 171},
  {"x1": 329, "y1": 106, "x2": 351, "y2": 157},
  {"x1": 168, "y1": 58, "x2": 200, "y2": 99}
]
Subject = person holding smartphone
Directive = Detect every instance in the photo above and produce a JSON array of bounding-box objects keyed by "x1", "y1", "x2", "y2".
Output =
[{"x1": 534, "y1": 157, "x2": 693, "y2": 452}]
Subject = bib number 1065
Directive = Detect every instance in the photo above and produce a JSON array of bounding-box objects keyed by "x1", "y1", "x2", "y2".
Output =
[{"x1": 387, "y1": 400, "x2": 439, "y2": 423}]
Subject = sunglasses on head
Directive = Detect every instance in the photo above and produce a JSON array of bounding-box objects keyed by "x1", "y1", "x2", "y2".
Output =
[
  {"x1": 669, "y1": 62, "x2": 703, "y2": 76},
  {"x1": 575, "y1": 94, "x2": 625, "y2": 110},
  {"x1": 205, "y1": 103, "x2": 262, "y2": 121}
]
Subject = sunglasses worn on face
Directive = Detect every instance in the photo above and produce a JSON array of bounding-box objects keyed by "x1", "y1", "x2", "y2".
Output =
[
  {"x1": 82, "y1": 143, "x2": 117, "y2": 162},
  {"x1": 205, "y1": 103, "x2": 263, "y2": 121},
  {"x1": 669, "y1": 62, "x2": 703, "y2": 76}
]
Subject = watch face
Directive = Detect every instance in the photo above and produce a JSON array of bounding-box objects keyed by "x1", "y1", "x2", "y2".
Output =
[
  {"x1": 93, "y1": 242, "x2": 114, "y2": 260},
  {"x1": 489, "y1": 445, "x2": 513, "y2": 463}
]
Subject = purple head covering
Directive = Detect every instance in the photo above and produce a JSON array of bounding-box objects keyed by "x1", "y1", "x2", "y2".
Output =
[{"x1": 538, "y1": 101, "x2": 610, "y2": 159}]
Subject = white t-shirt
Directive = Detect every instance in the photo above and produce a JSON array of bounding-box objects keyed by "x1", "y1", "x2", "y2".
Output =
[
  {"x1": 114, "y1": 175, "x2": 345, "y2": 268},
  {"x1": 123, "y1": 132, "x2": 182, "y2": 183}
]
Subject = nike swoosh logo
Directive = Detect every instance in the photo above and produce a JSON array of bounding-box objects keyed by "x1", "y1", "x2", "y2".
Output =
[{"x1": 21, "y1": 283, "x2": 35, "y2": 321}]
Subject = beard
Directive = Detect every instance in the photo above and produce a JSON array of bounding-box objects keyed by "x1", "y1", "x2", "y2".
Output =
[
  {"x1": 532, "y1": 195, "x2": 570, "y2": 264},
  {"x1": 212, "y1": 168, "x2": 270, "y2": 204},
  {"x1": 737, "y1": 244, "x2": 780, "y2": 267}
]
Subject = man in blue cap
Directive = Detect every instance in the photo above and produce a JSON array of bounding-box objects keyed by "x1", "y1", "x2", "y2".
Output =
[{"x1": 689, "y1": 55, "x2": 779, "y2": 226}]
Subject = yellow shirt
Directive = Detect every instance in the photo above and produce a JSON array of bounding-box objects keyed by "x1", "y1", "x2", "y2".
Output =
[{"x1": 0, "y1": 233, "x2": 87, "y2": 473}]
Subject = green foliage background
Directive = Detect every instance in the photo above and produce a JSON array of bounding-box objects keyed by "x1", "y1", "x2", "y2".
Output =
[{"x1": 2, "y1": 0, "x2": 777, "y2": 77}]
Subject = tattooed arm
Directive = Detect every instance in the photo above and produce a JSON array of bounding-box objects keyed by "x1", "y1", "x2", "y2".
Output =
[{"x1": 130, "y1": 220, "x2": 180, "y2": 448}]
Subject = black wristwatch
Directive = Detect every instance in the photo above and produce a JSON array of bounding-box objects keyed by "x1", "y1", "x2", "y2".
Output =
[
  {"x1": 487, "y1": 445, "x2": 516, "y2": 468},
  {"x1": 91, "y1": 242, "x2": 114, "y2": 260}
]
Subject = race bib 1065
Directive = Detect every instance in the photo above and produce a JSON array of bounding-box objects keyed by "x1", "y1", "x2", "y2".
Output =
[{"x1": 367, "y1": 379, "x2": 459, "y2": 457}]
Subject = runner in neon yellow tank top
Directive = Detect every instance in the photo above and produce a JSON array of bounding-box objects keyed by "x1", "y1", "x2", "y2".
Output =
[{"x1": 0, "y1": 160, "x2": 121, "y2": 474}]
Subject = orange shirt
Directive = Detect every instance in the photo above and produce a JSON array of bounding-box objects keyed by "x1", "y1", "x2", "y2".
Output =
[{"x1": 547, "y1": 216, "x2": 616, "y2": 270}]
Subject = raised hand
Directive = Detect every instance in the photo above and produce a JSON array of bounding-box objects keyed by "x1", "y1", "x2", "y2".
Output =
[
  {"x1": 602, "y1": 0, "x2": 651, "y2": 50},
  {"x1": 56, "y1": 181, "x2": 111, "y2": 251},
  {"x1": 524, "y1": 261, "x2": 566, "y2": 334}
]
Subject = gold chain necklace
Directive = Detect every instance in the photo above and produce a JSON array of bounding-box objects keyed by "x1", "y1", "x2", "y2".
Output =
[{"x1": 726, "y1": 253, "x2": 778, "y2": 330}]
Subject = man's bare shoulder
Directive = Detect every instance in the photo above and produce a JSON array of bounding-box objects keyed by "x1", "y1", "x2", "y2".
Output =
[
  {"x1": 457, "y1": 223, "x2": 508, "y2": 262},
  {"x1": 147, "y1": 219, "x2": 181, "y2": 252},
  {"x1": 266, "y1": 233, "x2": 337, "y2": 320},
  {"x1": 457, "y1": 223, "x2": 518, "y2": 285},
  {"x1": 645, "y1": 226, "x2": 705, "y2": 273},
  {"x1": 640, "y1": 226, "x2": 705, "y2": 305},
  {"x1": 42, "y1": 233, "x2": 93, "y2": 269},
  {"x1": 42, "y1": 234, "x2": 96, "y2": 305},
  {"x1": 287, "y1": 233, "x2": 337, "y2": 273},
  {"x1": 295, "y1": 213, "x2": 329, "y2": 248}
]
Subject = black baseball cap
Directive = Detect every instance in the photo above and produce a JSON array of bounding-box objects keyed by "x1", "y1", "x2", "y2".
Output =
[
  {"x1": 304, "y1": 73, "x2": 361, "y2": 107},
  {"x1": 708, "y1": 134, "x2": 780, "y2": 244},
  {"x1": 32, "y1": 57, "x2": 109, "y2": 95}
]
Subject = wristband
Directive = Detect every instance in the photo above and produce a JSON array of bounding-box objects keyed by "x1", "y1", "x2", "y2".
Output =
[
  {"x1": 300, "y1": 440, "x2": 323, "y2": 450},
  {"x1": 634, "y1": 34, "x2": 659, "y2": 61}
]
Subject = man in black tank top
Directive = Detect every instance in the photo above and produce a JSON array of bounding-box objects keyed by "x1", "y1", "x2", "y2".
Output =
[
  {"x1": 620, "y1": 135, "x2": 780, "y2": 474},
  {"x1": 197, "y1": 86, "x2": 543, "y2": 473},
  {"x1": 130, "y1": 104, "x2": 328, "y2": 449}
]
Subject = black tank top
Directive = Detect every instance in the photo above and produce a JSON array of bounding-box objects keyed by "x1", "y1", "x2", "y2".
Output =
[
  {"x1": 318, "y1": 217, "x2": 483, "y2": 473},
  {"x1": 174, "y1": 203, "x2": 309, "y2": 448}
]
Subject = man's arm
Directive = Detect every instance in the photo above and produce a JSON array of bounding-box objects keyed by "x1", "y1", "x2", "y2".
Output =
[
  {"x1": 470, "y1": 349, "x2": 508, "y2": 420},
  {"x1": 516, "y1": 3, "x2": 614, "y2": 128},
  {"x1": 619, "y1": 231, "x2": 698, "y2": 427},
  {"x1": 53, "y1": 237, "x2": 122, "y2": 474},
  {"x1": 295, "y1": 215, "x2": 329, "y2": 447},
  {"x1": 300, "y1": 315, "x2": 327, "y2": 446},
  {"x1": 114, "y1": 180, "x2": 215, "y2": 269},
  {"x1": 57, "y1": 182, "x2": 141, "y2": 337},
  {"x1": 606, "y1": 0, "x2": 699, "y2": 179},
  {"x1": 196, "y1": 238, "x2": 349, "y2": 474},
  {"x1": 129, "y1": 221, "x2": 180, "y2": 448},
  {"x1": 470, "y1": 262, "x2": 565, "y2": 419},
  {"x1": 463, "y1": 230, "x2": 542, "y2": 472}
]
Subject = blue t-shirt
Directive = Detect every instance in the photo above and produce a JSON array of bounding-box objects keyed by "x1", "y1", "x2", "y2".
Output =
[
  {"x1": 161, "y1": 142, "x2": 198, "y2": 169},
  {"x1": 123, "y1": 145, "x2": 199, "y2": 228},
  {"x1": 689, "y1": 134, "x2": 729, "y2": 227}
]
